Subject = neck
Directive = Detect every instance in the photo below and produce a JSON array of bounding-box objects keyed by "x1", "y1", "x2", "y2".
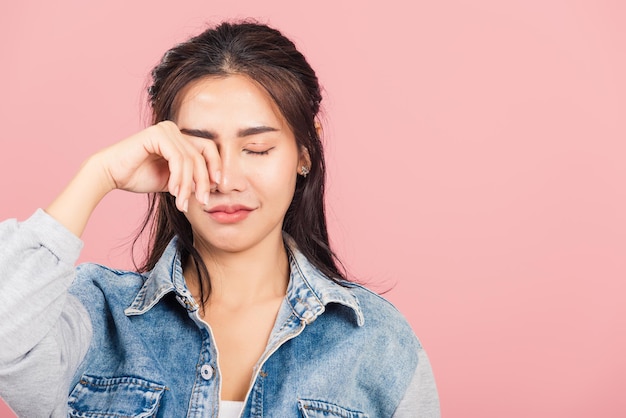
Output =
[{"x1": 184, "y1": 233, "x2": 289, "y2": 307}]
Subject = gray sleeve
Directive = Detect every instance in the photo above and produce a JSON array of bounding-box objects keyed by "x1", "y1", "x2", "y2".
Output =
[
  {"x1": 0, "y1": 209, "x2": 93, "y2": 417},
  {"x1": 393, "y1": 347, "x2": 441, "y2": 418}
]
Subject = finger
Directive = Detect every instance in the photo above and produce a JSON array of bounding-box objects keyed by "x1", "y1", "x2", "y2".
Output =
[
  {"x1": 180, "y1": 144, "x2": 211, "y2": 207},
  {"x1": 173, "y1": 132, "x2": 214, "y2": 209},
  {"x1": 149, "y1": 122, "x2": 191, "y2": 211},
  {"x1": 191, "y1": 150, "x2": 212, "y2": 206},
  {"x1": 155, "y1": 122, "x2": 216, "y2": 211},
  {"x1": 170, "y1": 139, "x2": 201, "y2": 213},
  {"x1": 170, "y1": 131, "x2": 216, "y2": 211},
  {"x1": 189, "y1": 136, "x2": 222, "y2": 188},
  {"x1": 175, "y1": 153, "x2": 194, "y2": 213}
]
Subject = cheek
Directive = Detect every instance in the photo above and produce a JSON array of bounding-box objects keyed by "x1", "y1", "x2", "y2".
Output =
[{"x1": 248, "y1": 160, "x2": 298, "y2": 202}]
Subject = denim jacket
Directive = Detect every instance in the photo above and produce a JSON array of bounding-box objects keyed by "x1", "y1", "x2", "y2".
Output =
[{"x1": 0, "y1": 210, "x2": 439, "y2": 417}]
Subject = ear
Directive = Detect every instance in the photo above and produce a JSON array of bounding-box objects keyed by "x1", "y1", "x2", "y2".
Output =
[
  {"x1": 298, "y1": 146, "x2": 311, "y2": 176},
  {"x1": 314, "y1": 118, "x2": 323, "y2": 138}
]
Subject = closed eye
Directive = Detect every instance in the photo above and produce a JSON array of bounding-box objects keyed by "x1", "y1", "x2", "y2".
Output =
[{"x1": 244, "y1": 147, "x2": 274, "y2": 156}]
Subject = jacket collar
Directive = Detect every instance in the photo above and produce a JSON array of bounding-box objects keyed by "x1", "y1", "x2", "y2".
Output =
[
  {"x1": 124, "y1": 235, "x2": 364, "y2": 327},
  {"x1": 283, "y1": 235, "x2": 364, "y2": 326}
]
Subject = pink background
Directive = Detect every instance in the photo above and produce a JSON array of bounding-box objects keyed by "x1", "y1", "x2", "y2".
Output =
[{"x1": 1, "y1": 1, "x2": 625, "y2": 417}]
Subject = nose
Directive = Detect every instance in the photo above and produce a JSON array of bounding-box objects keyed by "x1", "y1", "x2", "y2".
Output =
[{"x1": 215, "y1": 150, "x2": 247, "y2": 194}]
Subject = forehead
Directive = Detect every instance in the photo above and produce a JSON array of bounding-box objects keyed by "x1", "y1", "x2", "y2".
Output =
[{"x1": 173, "y1": 74, "x2": 286, "y2": 128}]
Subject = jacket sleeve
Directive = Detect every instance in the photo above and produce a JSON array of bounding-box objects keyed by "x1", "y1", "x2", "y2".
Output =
[
  {"x1": 393, "y1": 346, "x2": 441, "y2": 418},
  {"x1": 0, "y1": 209, "x2": 93, "y2": 417}
]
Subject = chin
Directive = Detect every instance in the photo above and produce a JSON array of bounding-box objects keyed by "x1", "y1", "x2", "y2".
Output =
[
  {"x1": 194, "y1": 230, "x2": 259, "y2": 255},
  {"x1": 191, "y1": 217, "x2": 285, "y2": 256}
]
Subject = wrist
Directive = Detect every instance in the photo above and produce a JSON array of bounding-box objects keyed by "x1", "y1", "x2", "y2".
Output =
[
  {"x1": 45, "y1": 154, "x2": 115, "y2": 238},
  {"x1": 80, "y1": 152, "x2": 117, "y2": 198}
]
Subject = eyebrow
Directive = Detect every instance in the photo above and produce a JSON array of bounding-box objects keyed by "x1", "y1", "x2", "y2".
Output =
[{"x1": 180, "y1": 126, "x2": 279, "y2": 140}]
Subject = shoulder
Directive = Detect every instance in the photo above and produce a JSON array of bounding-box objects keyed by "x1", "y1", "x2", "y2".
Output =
[
  {"x1": 69, "y1": 263, "x2": 146, "y2": 309},
  {"x1": 318, "y1": 280, "x2": 422, "y2": 373},
  {"x1": 74, "y1": 262, "x2": 146, "y2": 287},
  {"x1": 302, "y1": 281, "x2": 424, "y2": 411},
  {"x1": 346, "y1": 282, "x2": 421, "y2": 347}
]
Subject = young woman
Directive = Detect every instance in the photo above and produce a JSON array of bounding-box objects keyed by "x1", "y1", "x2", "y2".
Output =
[{"x1": 0, "y1": 21, "x2": 439, "y2": 417}]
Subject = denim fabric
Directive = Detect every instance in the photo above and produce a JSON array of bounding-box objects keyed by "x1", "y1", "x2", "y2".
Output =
[{"x1": 66, "y1": 235, "x2": 424, "y2": 417}]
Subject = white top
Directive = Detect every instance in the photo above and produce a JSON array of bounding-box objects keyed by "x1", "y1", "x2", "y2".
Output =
[{"x1": 219, "y1": 400, "x2": 245, "y2": 418}]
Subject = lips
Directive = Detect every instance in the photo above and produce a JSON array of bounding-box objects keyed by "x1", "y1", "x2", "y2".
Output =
[
  {"x1": 205, "y1": 204, "x2": 255, "y2": 224},
  {"x1": 206, "y1": 204, "x2": 254, "y2": 214}
]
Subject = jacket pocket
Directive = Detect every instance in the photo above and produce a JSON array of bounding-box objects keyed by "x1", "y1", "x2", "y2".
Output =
[
  {"x1": 298, "y1": 399, "x2": 369, "y2": 418},
  {"x1": 68, "y1": 375, "x2": 167, "y2": 418}
]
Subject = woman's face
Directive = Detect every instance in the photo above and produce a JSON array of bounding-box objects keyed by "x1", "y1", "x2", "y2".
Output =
[{"x1": 175, "y1": 74, "x2": 306, "y2": 255}]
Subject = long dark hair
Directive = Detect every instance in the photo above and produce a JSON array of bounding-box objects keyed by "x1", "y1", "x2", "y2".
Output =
[{"x1": 134, "y1": 21, "x2": 347, "y2": 303}]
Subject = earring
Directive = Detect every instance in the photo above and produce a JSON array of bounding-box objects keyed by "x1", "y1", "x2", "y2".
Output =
[{"x1": 300, "y1": 166, "x2": 310, "y2": 178}]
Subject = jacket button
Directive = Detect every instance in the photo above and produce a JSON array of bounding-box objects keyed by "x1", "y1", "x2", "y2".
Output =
[{"x1": 200, "y1": 364, "x2": 214, "y2": 380}]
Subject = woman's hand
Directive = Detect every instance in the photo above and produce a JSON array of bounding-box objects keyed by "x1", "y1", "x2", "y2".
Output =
[
  {"x1": 46, "y1": 121, "x2": 221, "y2": 237},
  {"x1": 97, "y1": 121, "x2": 221, "y2": 212}
]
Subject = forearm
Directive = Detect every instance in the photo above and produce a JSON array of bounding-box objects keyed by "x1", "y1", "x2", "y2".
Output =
[{"x1": 46, "y1": 154, "x2": 115, "y2": 237}]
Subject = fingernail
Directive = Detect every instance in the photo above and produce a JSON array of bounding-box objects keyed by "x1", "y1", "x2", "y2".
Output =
[
  {"x1": 183, "y1": 199, "x2": 189, "y2": 213},
  {"x1": 173, "y1": 186, "x2": 179, "y2": 197},
  {"x1": 203, "y1": 192, "x2": 210, "y2": 206},
  {"x1": 214, "y1": 171, "x2": 221, "y2": 184}
]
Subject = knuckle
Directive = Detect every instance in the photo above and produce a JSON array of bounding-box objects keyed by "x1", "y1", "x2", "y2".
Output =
[{"x1": 159, "y1": 120, "x2": 176, "y2": 129}]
